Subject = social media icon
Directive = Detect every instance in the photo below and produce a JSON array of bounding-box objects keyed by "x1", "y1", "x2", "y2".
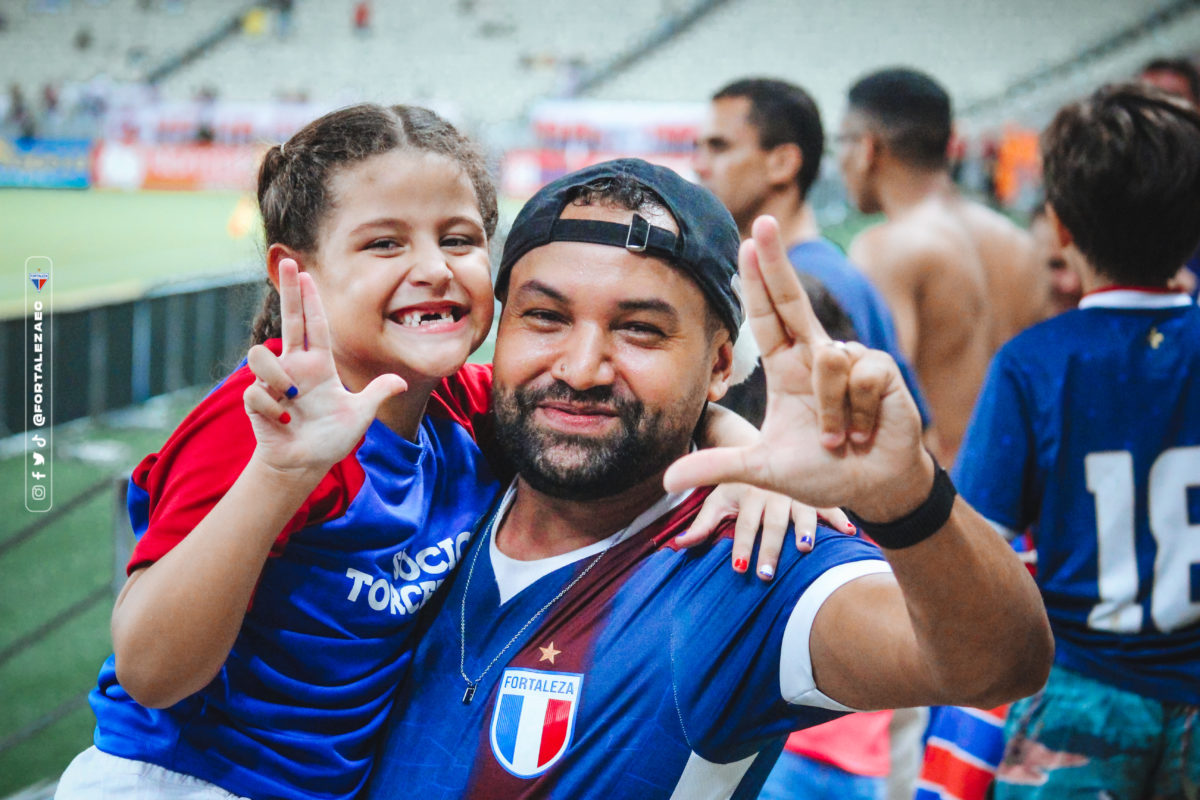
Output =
[
  {"x1": 32, "y1": 452, "x2": 44, "y2": 465},
  {"x1": 31, "y1": 434, "x2": 46, "y2": 447},
  {"x1": 31, "y1": 485, "x2": 46, "y2": 501}
]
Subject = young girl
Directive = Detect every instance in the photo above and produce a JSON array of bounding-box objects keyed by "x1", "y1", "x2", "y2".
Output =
[
  {"x1": 54, "y1": 103, "x2": 503, "y2": 800},
  {"x1": 55, "y1": 103, "x2": 835, "y2": 800}
]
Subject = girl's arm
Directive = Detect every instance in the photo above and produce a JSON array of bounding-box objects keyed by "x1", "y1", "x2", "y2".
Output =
[
  {"x1": 112, "y1": 261, "x2": 405, "y2": 708},
  {"x1": 676, "y1": 403, "x2": 855, "y2": 581}
]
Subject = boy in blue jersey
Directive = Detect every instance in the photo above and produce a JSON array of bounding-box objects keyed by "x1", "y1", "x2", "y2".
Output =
[
  {"x1": 954, "y1": 84, "x2": 1200, "y2": 798},
  {"x1": 367, "y1": 159, "x2": 1052, "y2": 800}
]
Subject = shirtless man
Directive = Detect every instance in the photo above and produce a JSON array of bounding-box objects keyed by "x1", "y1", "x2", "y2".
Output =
[{"x1": 836, "y1": 67, "x2": 1036, "y2": 464}]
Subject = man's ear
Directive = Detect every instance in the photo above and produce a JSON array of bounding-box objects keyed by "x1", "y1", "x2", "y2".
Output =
[
  {"x1": 766, "y1": 142, "x2": 803, "y2": 189},
  {"x1": 861, "y1": 132, "x2": 882, "y2": 173},
  {"x1": 706, "y1": 334, "x2": 736, "y2": 402},
  {"x1": 266, "y1": 243, "x2": 307, "y2": 290},
  {"x1": 1046, "y1": 204, "x2": 1074, "y2": 249}
]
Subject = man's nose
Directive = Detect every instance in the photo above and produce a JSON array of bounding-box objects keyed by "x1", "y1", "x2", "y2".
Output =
[{"x1": 551, "y1": 324, "x2": 615, "y2": 390}]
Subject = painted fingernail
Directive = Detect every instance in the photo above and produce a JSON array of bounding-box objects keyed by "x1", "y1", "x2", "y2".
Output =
[
  {"x1": 850, "y1": 430, "x2": 869, "y2": 444},
  {"x1": 286, "y1": 385, "x2": 299, "y2": 398},
  {"x1": 845, "y1": 522, "x2": 856, "y2": 534},
  {"x1": 800, "y1": 535, "x2": 813, "y2": 547},
  {"x1": 758, "y1": 564, "x2": 775, "y2": 580},
  {"x1": 279, "y1": 412, "x2": 291, "y2": 424},
  {"x1": 733, "y1": 558, "x2": 749, "y2": 573}
]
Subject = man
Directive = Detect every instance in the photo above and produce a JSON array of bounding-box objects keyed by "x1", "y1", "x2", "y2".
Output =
[
  {"x1": 837, "y1": 68, "x2": 1038, "y2": 464},
  {"x1": 955, "y1": 84, "x2": 1200, "y2": 799},
  {"x1": 367, "y1": 159, "x2": 1051, "y2": 800},
  {"x1": 694, "y1": 77, "x2": 929, "y2": 431}
]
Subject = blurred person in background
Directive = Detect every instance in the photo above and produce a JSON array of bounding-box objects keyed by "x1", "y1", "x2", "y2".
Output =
[
  {"x1": 836, "y1": 67, "x2": 1034, "y2": 800},
  {"x1": 1029, "y1": 203, "x2": 1082, "y2": 319},
  {"x1": 1139, "y1": 56, "x2": 1200, "y2": 106},
  {"x1": 1139, "y1": 56, "x2": 1200, "y2": 299},
  {"x1": 836, "y1": 67, "x2": 1038, "y2": 467},
  {"x1": 695, "y1": 77, "x2": 929, "y2": 432},
  {"x1": 957, "y1": 83, "x2": 1200, "y2": 800}
]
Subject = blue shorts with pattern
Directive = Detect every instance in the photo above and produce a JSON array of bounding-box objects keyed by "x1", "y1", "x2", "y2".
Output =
[{"x1": 993, "y1": 665, "x2": 1199, "y2": 800}]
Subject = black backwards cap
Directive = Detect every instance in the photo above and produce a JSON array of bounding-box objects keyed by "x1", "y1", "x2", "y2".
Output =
[{"x1": 496, "y1": 158, "x2": 745, "y2": 340}]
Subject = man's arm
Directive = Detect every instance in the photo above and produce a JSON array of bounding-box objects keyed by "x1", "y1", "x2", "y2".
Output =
[
  {"x1": 807, "y1": 492, "x2": 1049, "y2": 710},
  {"x1": 665, "y1": 216, "x2": 1052, "y2": 712}
]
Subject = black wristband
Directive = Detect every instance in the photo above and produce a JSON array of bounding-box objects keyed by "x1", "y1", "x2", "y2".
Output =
[{"x1": 845, "y1": 460, "x2": 957, "y2": 549}]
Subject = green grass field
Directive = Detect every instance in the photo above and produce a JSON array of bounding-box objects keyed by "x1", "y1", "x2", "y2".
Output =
[
  {"x1": 0, "y1": 389, "x2": 208, "y2": 796},
  {"x1": 0, "y1": 189, "x2": 263, "y2": 316}
]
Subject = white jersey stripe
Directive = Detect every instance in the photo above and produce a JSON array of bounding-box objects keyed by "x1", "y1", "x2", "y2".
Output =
[{"x1": 667, "y1": 750, "x2": 757, "y2": 800}]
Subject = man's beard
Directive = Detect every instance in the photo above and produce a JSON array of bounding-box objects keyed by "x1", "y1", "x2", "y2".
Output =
[{"x1": 493, "y1": 379, "x2": 696, "y2": 502}]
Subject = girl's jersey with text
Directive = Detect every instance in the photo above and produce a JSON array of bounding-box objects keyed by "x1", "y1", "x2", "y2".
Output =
[
  {"x1": 90, "y1": 345, "x2": 499, "y2": 800},
  {"x1": 954, "y1": 292, "x2": 1200, "y2": 705}
]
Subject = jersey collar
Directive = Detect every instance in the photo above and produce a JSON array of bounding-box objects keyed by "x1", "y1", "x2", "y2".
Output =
[{"x1": 1079, "y1": 287, "x2": 1195, "y2": 310}]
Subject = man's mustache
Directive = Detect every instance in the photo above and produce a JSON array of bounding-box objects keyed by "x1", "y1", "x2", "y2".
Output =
[{"x1": 513, "y1": 381, "x2": 642, "y2": 420}]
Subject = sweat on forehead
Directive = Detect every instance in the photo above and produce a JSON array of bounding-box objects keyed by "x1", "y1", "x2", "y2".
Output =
[{"x1": 496, "y1": 158, "x2": 744, "y2": 339}]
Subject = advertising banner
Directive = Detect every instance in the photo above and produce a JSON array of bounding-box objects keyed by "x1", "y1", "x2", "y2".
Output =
[
  {"x1": 92, "y1": 142, "x2": 268, "y2": 191},
  {"x1": 0, "y1": 138, "x2": 92, "y2": 189}
]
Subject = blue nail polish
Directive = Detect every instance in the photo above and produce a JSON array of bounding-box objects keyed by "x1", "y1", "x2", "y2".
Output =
[
  {"x1": 801, "y1": 535, "x2": 813, "y2": 547},
  {"x1": 286, "y1": 385, "x2": 299, "y2": 398},
  {"x1": 758, "y1": 565, "x2": 774, "y2": 579}
]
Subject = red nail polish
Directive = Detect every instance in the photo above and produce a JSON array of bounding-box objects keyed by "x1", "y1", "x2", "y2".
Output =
[
  {"x1": 846, "y1": 522, "x2": 856, "y2": 532},
  {"x1": 733, "y1": 558, "x2": 749, "y2": 572},
  {"x1": 279, "y1": 412, "x2": 291, "y2": 424}
]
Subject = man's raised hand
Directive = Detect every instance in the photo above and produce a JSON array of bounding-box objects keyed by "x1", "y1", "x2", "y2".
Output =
[
  {"x1": 242, "y1": 259, "x2": 406, "y2": 476},
  {"x1": 664, "y1": 217, "x2": 932, "y2": 521}
]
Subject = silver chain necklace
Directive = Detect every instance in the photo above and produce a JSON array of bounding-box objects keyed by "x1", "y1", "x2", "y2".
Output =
[{"x1": 458, "y1": 507, "x2": 619, "y2": 704}]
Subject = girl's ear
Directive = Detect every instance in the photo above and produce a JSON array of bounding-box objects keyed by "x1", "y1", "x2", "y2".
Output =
[{"x1": 266, "y1": 244, "x2": 305, "y2": 291}]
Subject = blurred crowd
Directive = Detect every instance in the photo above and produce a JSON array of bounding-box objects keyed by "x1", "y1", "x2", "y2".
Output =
[{"x1": 701, "y1": 54, "x2": 1200, "y2": 800}]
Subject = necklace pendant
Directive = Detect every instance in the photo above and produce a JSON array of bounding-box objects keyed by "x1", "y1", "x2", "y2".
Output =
[{"x1": 462, "y1": 683, "x2": 477, "y2": 704}]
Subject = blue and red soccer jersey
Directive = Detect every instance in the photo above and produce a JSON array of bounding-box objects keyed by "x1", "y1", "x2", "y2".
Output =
[
  {"x1": 367, "y1": 483, "x2": 889, "y2": 800},
  {"x1": 89, "y1": 342, "x2": 499, "y2": 800},
  {"x1": 954, "y1": 291, "x2": 1200, "y2": 705}
]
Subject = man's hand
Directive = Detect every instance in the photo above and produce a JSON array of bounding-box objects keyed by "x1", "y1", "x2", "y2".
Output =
[{"x1": 664, "y1": 216, "x2": 933, "y2": 522}]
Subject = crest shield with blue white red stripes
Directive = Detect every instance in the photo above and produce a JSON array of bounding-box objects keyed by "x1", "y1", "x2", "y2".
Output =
[{"x1": 490, "y1": 667, "x2": 583, "y2": 778}]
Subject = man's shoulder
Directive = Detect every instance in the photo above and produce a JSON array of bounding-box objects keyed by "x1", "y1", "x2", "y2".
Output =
[
  {"x1": 959, "y1": 197, "x2": 1028, "y2": 242},
  {"x1": 850, "y1": 215, "x2": 965, "y2": 279}
]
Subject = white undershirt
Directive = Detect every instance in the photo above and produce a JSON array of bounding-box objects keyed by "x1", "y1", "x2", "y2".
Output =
[
  {"x1": 484, "y1": 479, "x2": 893, "y2": 710},
  {"x1": 489, "y1": 482, "x2": 690, "y2": 604}
]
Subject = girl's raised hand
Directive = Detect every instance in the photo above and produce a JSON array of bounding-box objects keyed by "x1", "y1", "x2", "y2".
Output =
[{"x1": 243, "y1": 259, "x2": 406, "y2": 476}]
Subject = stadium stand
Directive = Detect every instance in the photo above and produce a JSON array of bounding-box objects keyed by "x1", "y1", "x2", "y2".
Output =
[{"x1": 4, "y1": 0, "x2": 1200, "y2": 134}]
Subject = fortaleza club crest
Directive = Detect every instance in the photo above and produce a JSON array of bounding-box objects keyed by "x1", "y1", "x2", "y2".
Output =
[
  {"x1": 490, "y1": 667, "x2": 583, "y2": 778},
  {"x1": 29, "y1": 272, "x2": 49, "y2": 292}
]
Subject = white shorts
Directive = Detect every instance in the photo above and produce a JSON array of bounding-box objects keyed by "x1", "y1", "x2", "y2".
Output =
[{"x1": 54, "y1": 747, "x2": 249, "y2": 800}]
